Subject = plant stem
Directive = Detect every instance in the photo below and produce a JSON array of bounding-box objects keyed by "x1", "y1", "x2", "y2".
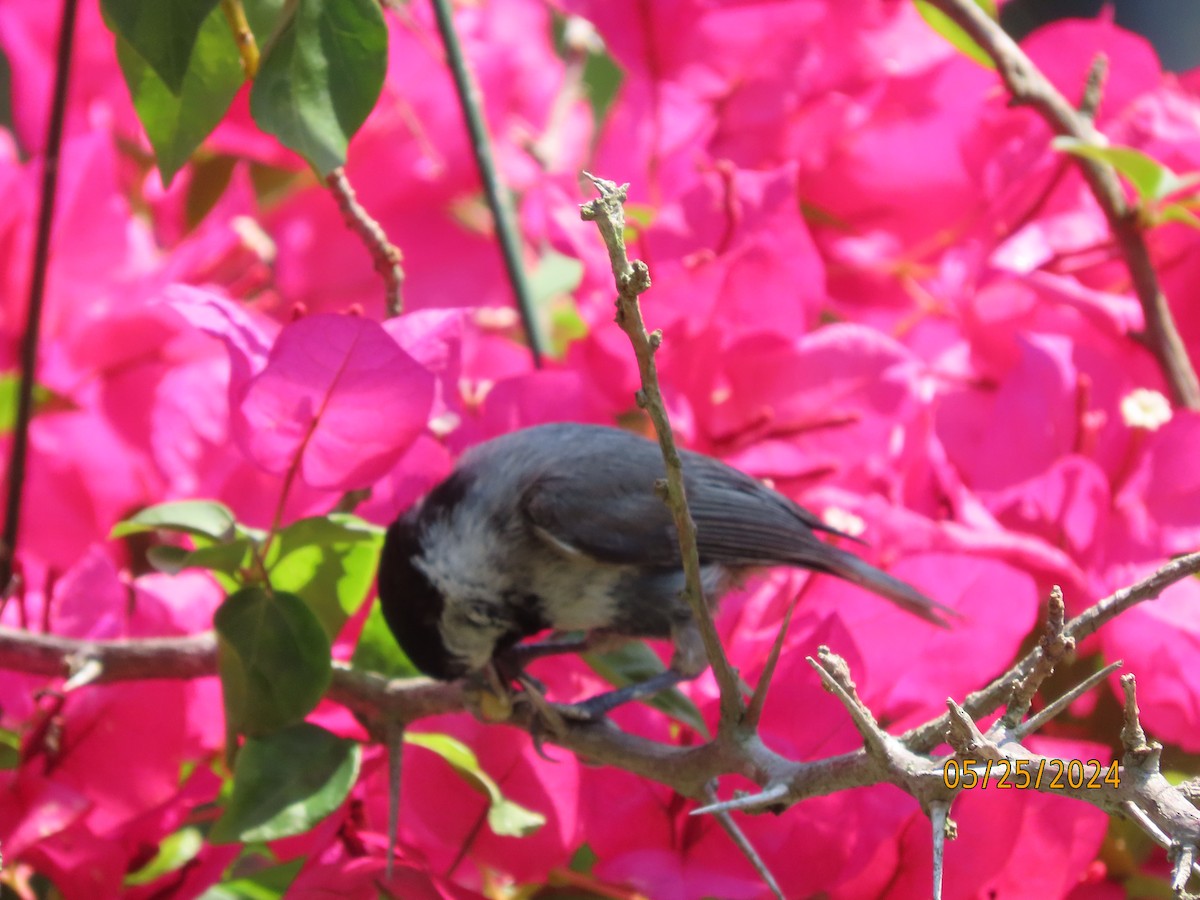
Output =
[{"x1": 1, "y1": 0, "x2": 80, "y2": 596}]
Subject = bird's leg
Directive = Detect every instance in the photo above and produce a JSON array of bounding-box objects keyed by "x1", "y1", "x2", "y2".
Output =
[
  {"x1": 558, "y1": 618, "x2": 709, "y2": 721},
  {"x1": 507, "y1": 629, "x2": 630, "y2": 667}
]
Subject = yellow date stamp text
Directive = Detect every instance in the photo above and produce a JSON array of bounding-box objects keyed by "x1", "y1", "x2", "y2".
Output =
[{"x1": 943, "y1": 758, "x2": 1120, "y2": 790}]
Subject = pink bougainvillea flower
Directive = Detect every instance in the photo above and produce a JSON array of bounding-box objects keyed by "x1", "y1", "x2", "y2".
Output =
[
  {"x1": 1099, "y1": 571, "x2": 1200, "y2": 751},
  {"x1": 236, "y1": 313, "x2": 434, "y2": 490},
  {"x1": 166, "y1": 287, "x2": 435, "y2": 491}
]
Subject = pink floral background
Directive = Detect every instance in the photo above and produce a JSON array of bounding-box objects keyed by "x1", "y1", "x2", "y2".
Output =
[{"x1": 2, "y1": 0, "x2": 1200, "y2": 897}]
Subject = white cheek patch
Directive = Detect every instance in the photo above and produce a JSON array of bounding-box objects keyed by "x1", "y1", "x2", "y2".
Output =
[
  {"x1": 416, "y1": 516, "x2": 504, "y2": 600},
  {"x1": 415, "y1": 515, "x2": 513, "y2": 672}
]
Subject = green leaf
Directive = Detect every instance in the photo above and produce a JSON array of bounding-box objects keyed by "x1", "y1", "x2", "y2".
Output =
[
  {"x1": 913, "y1": 0, "x2": 996, "y2": 70},
  {"x1": 111, "y1": 500, "x2": 237, "y2": 540},
  {"x1": 115, "y1": 5, "x2": 245, "y2": 186},
  {"x1": 215, "y1": 588, "x2": 332, "y2": 736},
  {"x1": 0, "y1": 375, "x2": 74, "y2": 433},
  {"x1": 529, "y1": 249, "x2": 587, "y2": 357},
  {"x1": 0, "y1": 726, "x2": 20, "y2": 769},
  {"x1": 200, "y1": 857, "x2": 304, "y2": 900},
  {"x1": 101, "y1": 0, "x2": 221, "y2": 94},
  {"x1": 406, "y1": 733, "x2": 545, "y2": 838},
  {"x1": 1053, "y1": 137, "x2": 1200, "y2": 203},
  {"x1": 211, "y1": 723, "x2": 360, "y2": 844},
  {"x1": 242, "y1": 0, "x2": 289, "y2": 43},
  {"x1": 351, "y1": 599, "x2": 422, "y2": 679},
  {"x1": 1159, "y1": 202, "x2": 1200, "y2": 229},
  {"x1": 584, "y1": 642, "x2": 711, "y2": 739},
  {"x1": 125, "y1": 827, "x2": 204, "y2": 886},
  {"x1": 250, "y1": 0, "x2": 388, "y2": 175},
  {"x1": 264, "y1": 514, "x2": 383, "y2": 640},
  {"x1": 147, "y1": 539, "x2": 254, "y2": 578}
]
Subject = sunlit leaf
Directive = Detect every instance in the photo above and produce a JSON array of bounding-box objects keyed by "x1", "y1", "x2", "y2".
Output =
[
  {"x1": 913, "y1": 0, "x2": 996, "y2": 70},
  {"x1": 351, "y1": 599, "x2": 422, "y2": 680},
  {"x1": 115, "y1": 5, "x2": 244, "y2": 186},
  {"x1": 111, "y1": 500, "x2": 237, "y2": 541},
  {"x1": 249, "y1": 0, "x2": 387, "y2": 175},
  {"x1": 406, "y1": 732, "x2": 545, "y2": 838},
  {"x1": 1053, "y1": 137, "x2": 1200, "y2": 203},
  {"x1": 125, "y1": 827, "x2": 204, "y2": 886},
  {"x1": 101, "y1": 0, "x2": 220, "y2": 93},
  {"x1": 265, "y1": 514, "x2": 383, "y2": 639}
]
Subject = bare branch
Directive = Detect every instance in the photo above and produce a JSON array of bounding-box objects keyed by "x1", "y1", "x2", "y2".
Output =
[
  {"x1": 1013, "y1": 661, "x2": 1122, "y2": 739},
  {"x1": 325, "y1": 168, "x2": 406, "y2": 317},
  {"x1": 922, "y1": 0, "x2": 1200, "y2": 408},
  {"x1": 1004, "y1": 585, "x2": 1074, "y2": 726},
  {"x1": 579, "y1": 173, "x2": 744, "y2": 727},
  {"x1": 904, "y1": 551, "x2": 1200, "y2": 752}
]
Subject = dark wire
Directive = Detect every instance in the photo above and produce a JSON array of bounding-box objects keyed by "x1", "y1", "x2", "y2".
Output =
[
  {"x1": 428, "y1": 0, "x2": 546, "y2": 368},
  {"x1": 1, "y1": 0, "x2": 81, "y2": 596}
]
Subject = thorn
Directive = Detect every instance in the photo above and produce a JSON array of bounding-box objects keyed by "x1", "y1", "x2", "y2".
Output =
[{"x1": 690, "y1": 782, "x2": 789, "y2": 816}]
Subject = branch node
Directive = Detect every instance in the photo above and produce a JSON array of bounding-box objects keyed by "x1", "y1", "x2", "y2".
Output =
[
  {"x1": 1013, "y1": 660, "x2": 1122, "y2": 739},
  {"x1": 1120, "y1": 673, "x2": 1161, "y2": 769},
  {"x1": 1079, "y1": 52, "x2": 1108, "y2": 120},
  {"x1": 808, "y1": 649, "x2": 889, "y2": 756},
  {"x1": 1005, "y1": 585, "x2": 1076, "y2": 727},
  {"x1": 945, "y1": 699, "x2": 988, "y2": 758}
]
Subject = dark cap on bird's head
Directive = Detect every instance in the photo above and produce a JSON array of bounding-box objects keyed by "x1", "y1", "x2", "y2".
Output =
[{"x1": 376, "y1": 514, "x2": 467, "y2": 681}]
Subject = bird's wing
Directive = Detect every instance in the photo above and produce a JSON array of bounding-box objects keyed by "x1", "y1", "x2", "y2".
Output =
[
  {"x1": 518, "y1": 438, "x2": 845, "y2": 569},
  {"x1": 513, "y1": 425, "x2": 955, "y2": 626}
]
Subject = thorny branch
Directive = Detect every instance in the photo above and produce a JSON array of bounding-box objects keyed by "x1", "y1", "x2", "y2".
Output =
[
  {"x1": 922, "y1": 0, "x2": 1200, "y2": 409},
  {"x1": 579, "y1": 173, "x2": 745, "y2": 727},
  {"x1": 2, "y1": 552, "x2": 1200, "y2": 893}
]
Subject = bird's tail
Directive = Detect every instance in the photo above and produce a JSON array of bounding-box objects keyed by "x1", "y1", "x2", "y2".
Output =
[{"x1": 821, "y1": 548, "x2": 958, "y2": 628}]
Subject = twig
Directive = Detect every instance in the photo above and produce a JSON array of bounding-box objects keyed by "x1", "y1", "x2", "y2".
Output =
[
  {"x1": 809, "y1": 648, "x2": 888, "y2": 758},
  {"x1": 4, "y1": 559, "x2": 1200, "y2": 882},
  {"x1": 903, "y1": 551, "x2": 1200, "y2": 751},
  {"x1": 219, "y1": 0, "x2": 259, "y2": 78},
  {"x1": 744, "y1": 594, "x2": 798, "y2": 728},
  {"x1": 325, "y1": 168, "x2": 405, "y2": 317},
  {"x1": 1120, "y1": 673, "x2": 1158, "y2": 765},
  {"x1": 923, "y1": 0, "x2": 1200, "y2": 409},
  {"x1": 579, "y1": 174, "x2": 744, "y2": 727},
  {"x1": 1013, "y1": 661, "x2": 1122, "y2": 739},
  {"x1": 428, "y1": 0, "x2": 544, "y2": 366},
  {"x1": 0, "y1": 0, "x2": 80, "y2": 597},
  {"x1": 1003, "y1": 585, "x2": 1073, "y2": 727}
]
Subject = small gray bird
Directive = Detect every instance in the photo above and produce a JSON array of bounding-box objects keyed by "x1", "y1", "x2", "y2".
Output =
[{"x1": 377, "y1": 422, "x2": 953, "y2": 717}]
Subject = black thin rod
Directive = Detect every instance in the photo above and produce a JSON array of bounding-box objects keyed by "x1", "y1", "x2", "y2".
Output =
[
  {"x1": 1, "y1": 0, "x2": 80, "y2": 593},
  {"x1": 428, "y1": 0, "x2": 545, "y2": 367}
]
